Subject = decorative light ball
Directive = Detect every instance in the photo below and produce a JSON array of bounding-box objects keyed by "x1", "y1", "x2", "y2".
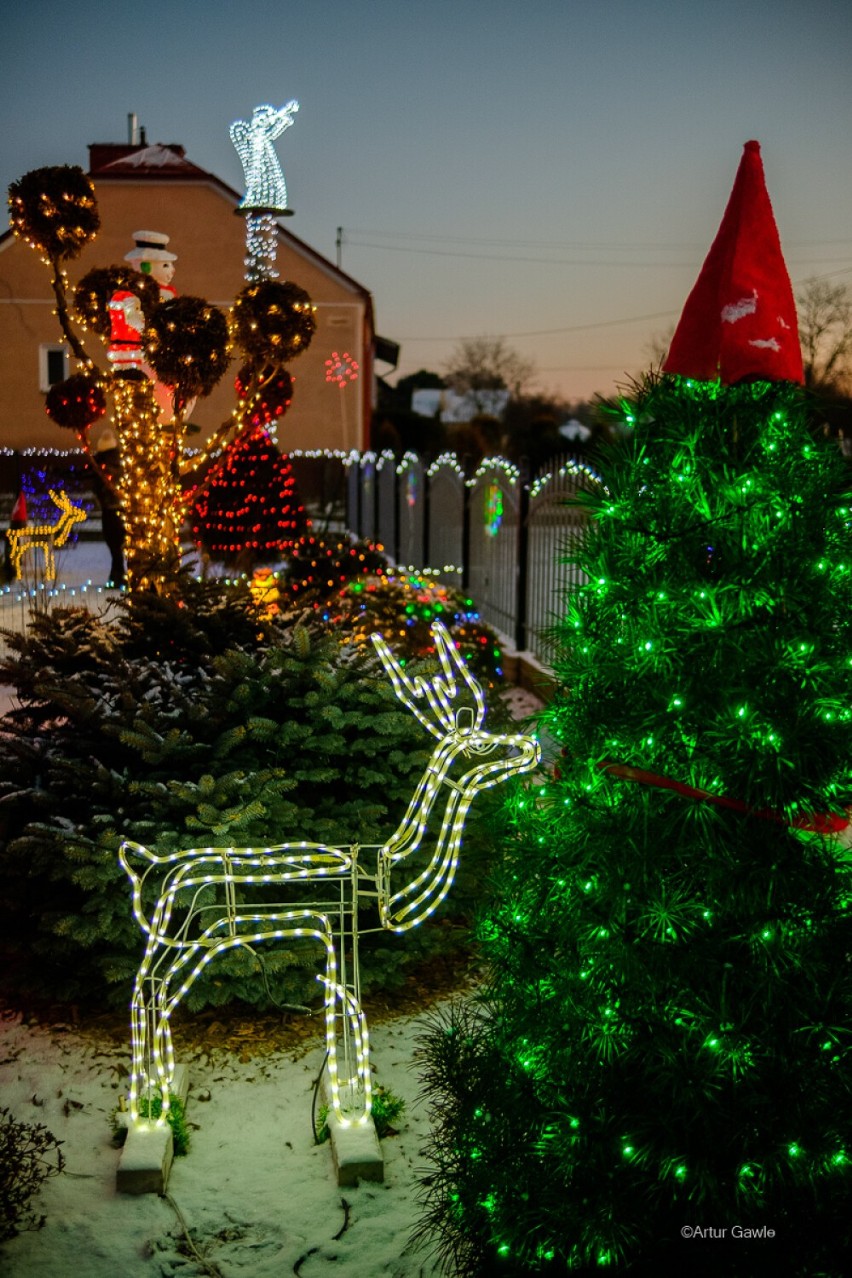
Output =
[
  {"x1": 8, "y1": 165, "x2": 100, "y2": 260},
  {"x1": 234, "y1": 363, "x2": 293, "y2": 426},
  {"x1": 231, "y1": 281, "x2": 317, "y2": 363},
  {"x1": 74, "y1": 267, "x2": 161, "y2": 337},
  {"x1": 145, "y1": 296, "x2": 230, "y2": 397},
  {"x1": 44, "y1": 372, "x2": 107, "y2": 431}
]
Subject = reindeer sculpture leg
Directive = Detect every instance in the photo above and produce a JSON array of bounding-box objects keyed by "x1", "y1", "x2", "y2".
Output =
[{"x1": 120, "y1": 841, "x2": 373, "y2": 1129}]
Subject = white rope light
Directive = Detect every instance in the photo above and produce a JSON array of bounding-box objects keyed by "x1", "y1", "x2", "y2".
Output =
[
  {"x1": 230, "y1": 101, "x2": 299, "y2": 283},
  {"x1": 529, "y1": 458, "x2": 607, "y2": 500},
  {"x1": 119, "y1": 622, "x2": 539, "y2": 1137},
  {"x1": 230, "y1": 101, "x2": 299, "y2": 213}
]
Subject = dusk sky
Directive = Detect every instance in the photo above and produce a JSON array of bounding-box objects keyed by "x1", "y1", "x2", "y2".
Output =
[{"x1": 3, "y1": 0, "x2": 851, "y2": 405}]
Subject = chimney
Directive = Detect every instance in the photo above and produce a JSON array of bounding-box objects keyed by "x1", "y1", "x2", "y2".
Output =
[{"x1": 127, "y1": 113, "x2": 138, "y2": 145}]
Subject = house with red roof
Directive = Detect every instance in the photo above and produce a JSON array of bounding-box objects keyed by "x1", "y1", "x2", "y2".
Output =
[{"x1": 0, "y1": 135, "x2": 394, "y2": 452}]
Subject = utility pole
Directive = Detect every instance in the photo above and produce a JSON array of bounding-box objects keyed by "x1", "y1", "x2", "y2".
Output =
[{"x1": 336, "y1": 226, "x2": 343, "y2": 269}]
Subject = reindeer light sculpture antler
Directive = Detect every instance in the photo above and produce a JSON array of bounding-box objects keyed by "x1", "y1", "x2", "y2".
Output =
[
  {"x1": 372, "y1": 623, "x2": 540, "y2": 931},
  {"x1": 118, "y1": 622, "x2": 539, "y2": 1174}
]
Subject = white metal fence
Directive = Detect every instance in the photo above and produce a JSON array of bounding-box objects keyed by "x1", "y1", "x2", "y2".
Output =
[{"x1": 345, "y1": 450, "x2": 599, "y2": 663}]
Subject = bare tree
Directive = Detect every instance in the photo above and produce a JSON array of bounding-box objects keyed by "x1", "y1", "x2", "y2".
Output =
[
  {"x1": 444, "y1": 335, "x2": 535, "y2": 414},
  {"x1": 796, "y1": 276, "x2": 852, "y2": 392},
  {"x1": 643, "y1": 323, "x2": 676, "y2": 372}
]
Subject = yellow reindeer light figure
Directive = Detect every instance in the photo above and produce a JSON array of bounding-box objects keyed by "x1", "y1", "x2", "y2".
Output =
[
  {"x1": 6, "y1": 488, "x2": 87, "y2": 581},
  {"x1": 119, "y1": 621, "x2": 540, "y2": 1144}
]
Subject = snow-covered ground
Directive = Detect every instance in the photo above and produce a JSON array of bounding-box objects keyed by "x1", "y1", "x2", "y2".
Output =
[{"x1": 1, "y1": 1001, "x2": 450, "y2": 1277}]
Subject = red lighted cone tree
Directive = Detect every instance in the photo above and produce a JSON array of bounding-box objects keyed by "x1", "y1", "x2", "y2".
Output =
[{"x1": 192, "y1": 424, "x2": 310, "y2": 567}]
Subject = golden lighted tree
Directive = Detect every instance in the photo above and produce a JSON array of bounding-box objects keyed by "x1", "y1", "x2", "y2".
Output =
[{"x1": 8, "y1": 164, "x2": 316, "y2": 592}]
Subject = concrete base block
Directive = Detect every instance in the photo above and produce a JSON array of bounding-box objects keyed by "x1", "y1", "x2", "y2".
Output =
[
  {"x1": 320, "y1": 1071, "x2": 384, "y2": 1186},
  {"x1": 327, "y1": 1112, "x2": 384, "y2": 1187},
  {"x1": 116, "y1": 1064, "x2": 190, "y2": 1195},
  {"x1": 117, "y1": 1121, "x2": 174, "y2": 1195}
]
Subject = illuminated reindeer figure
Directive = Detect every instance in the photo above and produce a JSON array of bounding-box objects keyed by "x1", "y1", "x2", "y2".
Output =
[
  {"x1": 119, "y1": 622, "x2": 539, "y2": 1136},
  {"x1": 6, "y1": 488, "x2": 86, "y2": 580}
]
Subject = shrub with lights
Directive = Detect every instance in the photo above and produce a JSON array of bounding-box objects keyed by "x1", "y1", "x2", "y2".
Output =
[
  {"x1": 279, "y1": 534, "x2": 389, "y2": 606},
  {"x1": 336, "y1": 568, "x2": 506, "y2": 685},
  {"x1": 0, "y1": 562, "x2": 509, "y2": 1012},
  {"x1": 44, "y1": 372, "x2": 107, "y2": 433},
  {"x1": 230, "y1": 280, "x2": 316, "y2": 365},
  {"x1": 416, "y1": 144, "x2": 852, "y2": 1276},
  {"x1": 269, "y1": 537, "x2": 505, "y2": 683}
]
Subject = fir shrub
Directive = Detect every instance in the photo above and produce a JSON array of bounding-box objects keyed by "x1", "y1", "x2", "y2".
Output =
[{"x1": 0, "y1": 569, "x2": 503, "y2": 1012}]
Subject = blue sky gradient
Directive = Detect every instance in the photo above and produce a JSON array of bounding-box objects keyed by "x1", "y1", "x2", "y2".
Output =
[{"x1": 3, "y1": 0, "x2": 851, "y2": 401}]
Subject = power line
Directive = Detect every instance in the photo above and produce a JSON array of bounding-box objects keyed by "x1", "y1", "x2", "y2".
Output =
[
  {"x1": 396, "y1": 266, "x2": 852, "y2": 343},
  {"x1": 399, "y1": 308, "x2": 681, "y2": 342},
  {"x1": 345, "y1": 227, "x2": 852, "y2": 252},
  {"x1": 349, "y1": 238, "x2": 852, "y2": 269}
]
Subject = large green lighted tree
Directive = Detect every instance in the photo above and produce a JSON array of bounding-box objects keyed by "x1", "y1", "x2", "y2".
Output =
[{"x1": 418, "y1": 144, "x2": 852, "y2": 1276}]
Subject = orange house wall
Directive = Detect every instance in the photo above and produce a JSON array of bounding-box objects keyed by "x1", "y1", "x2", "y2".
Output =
[{"x1": 0, "y1": 177, "x2": 372, "y2": 453}]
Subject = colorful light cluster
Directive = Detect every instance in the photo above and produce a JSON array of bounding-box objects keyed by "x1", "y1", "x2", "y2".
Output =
[
  {"x1": 484, "y1": 481, "x2": 504, "y2": 537},
  {"x1": 340, "y1": 570, "x2": 505, "y2": 680},
  {"x1": 280, "y1": 536, "x2": 388, "y2": 611},
  {"x1": 119, "y1": 622, "x2": 539, "y2": 1140}
]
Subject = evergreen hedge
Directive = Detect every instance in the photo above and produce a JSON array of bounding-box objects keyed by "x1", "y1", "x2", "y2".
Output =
[{"x1": 0, "y1": 567, "x2": 504, "y2": 1011}]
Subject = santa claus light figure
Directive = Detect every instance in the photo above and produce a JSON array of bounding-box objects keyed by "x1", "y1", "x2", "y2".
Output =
[{"x1": 108, "y1": 230, "x2": 190, "y2": 422}]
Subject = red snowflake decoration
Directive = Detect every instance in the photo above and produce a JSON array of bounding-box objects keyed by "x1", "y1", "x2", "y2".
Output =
[{"x1": 325, "y1": 350, "x2": 359, "y2": 388}]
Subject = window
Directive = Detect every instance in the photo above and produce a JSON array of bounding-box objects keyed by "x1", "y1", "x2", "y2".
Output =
[{"x1": 39, "y1": 343, "x2": 70, "y2": 392}]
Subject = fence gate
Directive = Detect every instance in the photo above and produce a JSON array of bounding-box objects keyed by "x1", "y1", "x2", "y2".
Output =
[
  {"x1": 426, "y1": 455, "x2": 466, "y2": 588},
  {"x1": 467, "y1": 459, "x2": 522, "y2": 643},
  {"x1": 524, "y1": 458, "x2": 595, "y2": 659},
  {"x1": 396, "y1": 453, "x2": 425, "y2": 568}
]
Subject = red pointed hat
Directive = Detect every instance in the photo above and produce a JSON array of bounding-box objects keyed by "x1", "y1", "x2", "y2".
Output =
[
  {"x1": 664, "y1": 141, "x2": 803, "y2": 385},
  {"x1": 11, "y1": 491, "x2": 27, "y2": 524}
]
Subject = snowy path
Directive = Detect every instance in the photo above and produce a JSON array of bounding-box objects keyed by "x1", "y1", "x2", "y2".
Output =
[{"x1": 1, "y1": 1004, "x2": 447, "y2": 1277}]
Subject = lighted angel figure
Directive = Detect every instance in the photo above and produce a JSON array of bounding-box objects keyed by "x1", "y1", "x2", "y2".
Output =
[{"x1": 230, "y1": 101, "x2": 299, "y2": 212}]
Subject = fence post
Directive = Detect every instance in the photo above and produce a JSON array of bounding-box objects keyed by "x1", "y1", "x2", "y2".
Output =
[
  {"x1": 461, "y1": 470, "x2": 471, "y2": 592},
  {"x1": 515, "y1": 461, "x2": 530, "y2": 652}
]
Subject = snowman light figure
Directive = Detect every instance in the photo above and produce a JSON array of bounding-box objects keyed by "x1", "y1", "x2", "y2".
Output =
[{"x1": 108, "y1": 231, "x2": 177, "y2": 373}]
